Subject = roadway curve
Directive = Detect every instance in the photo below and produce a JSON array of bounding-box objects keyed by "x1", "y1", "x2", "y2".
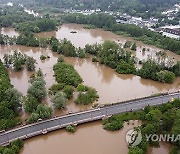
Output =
[{"x1": 0, "y1": 92, "x2": 179, "y2": 146}]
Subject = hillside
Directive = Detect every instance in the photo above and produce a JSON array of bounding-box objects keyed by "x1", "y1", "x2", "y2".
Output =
[{"x1": 1, "y1": 0, "x2": 179, "y2": 18}]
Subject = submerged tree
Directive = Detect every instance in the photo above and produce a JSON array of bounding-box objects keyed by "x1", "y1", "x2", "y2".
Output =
[
  {"x1": 25, "y1": 57, "x2": 36, "y2": 71},
  {"x1": 52, "y1": 92, "x2": 67, "y2": 109}
]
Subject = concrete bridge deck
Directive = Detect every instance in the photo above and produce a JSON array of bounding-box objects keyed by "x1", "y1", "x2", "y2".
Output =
[{"x1": 0, "y1": 92, "x2": 179, "y2": 146}]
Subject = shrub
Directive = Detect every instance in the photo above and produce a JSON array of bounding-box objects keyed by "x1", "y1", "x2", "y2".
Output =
[
  {"x1": 75, "y1": 87, "x2": 98, "y2": 105},
  {"x1": 124, "y1": 41, "x2": 132, "y2": 48},
  {"x1": 49, "y1": 83, "x2": 65, "y2": 95},
  {"x1": 52, "y1": 92, "x2": 67, "y2": 109},
  {"x1": 63, "y1": 85, "x2": 74, "y2": 99},
  {"x1": 28, "y1": 104, "x2": 52, "y2": 123},
  {"x1": 66, "y1": 125, "x2": 76, "y2": 133},
  {"x1": 53, "y1": 62, "x2": 82, "y2": 87},
  {"x1": 40, "y1": 55, "x2": 47, "y2": 60},
  {"x1": 116, "y1": 60, "x2": 136, "y2": 74},
  {"x1": 157, "y1": 70, "x2": 175, "y2": 83},
  {"x1": 76, "y1": 84, "x2": 89, "y2": 92},
  {"x1": 57, "y1": 55, "x2": 65, "y2": 62}
]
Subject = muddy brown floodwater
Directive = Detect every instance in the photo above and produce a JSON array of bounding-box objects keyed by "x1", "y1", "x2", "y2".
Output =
[
  {"x1": 0, "y1": 45, "x2": 179, "y2": 116},
  {"x1": 36, "y1": 24, "x2": 180, "y2": 62},
  {"x1": 148, "y1": 142, "x2": 172, "y2": 154},
  {"x1": 1, "y1": 27, "x2": 19, "y2": 37},
  {"x1": 20, "y1": 120, "x2": 140, "y2": 154},
  {"x1": 0, "y1": 24, "x2": 179, "y2": 154}
]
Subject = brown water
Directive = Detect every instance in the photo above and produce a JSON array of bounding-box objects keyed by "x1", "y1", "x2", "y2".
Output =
[
  {"x1": 1, "y1": 27, "x2": 19, "y2": 37},
  {"x1": 0, "y1": 45, "x2": 179, "y2": 112},
  {"x1": 36, "y1": 24, "x2": 180, "y2": 62},
  {"x1": 20, "y1": 120, "x2": 140, "y2": 154},
  {"x1": 148, "y1": 142, "x2": 172, "y2": 154},
  {"x1": 1, "y1": 24, "x2": 179, "y2": 154},
  {"x1": 0, "y1": 24, "x2": 180, "y2": 113}
]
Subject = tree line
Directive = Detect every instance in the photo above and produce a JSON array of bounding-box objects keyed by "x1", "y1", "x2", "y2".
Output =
[
  {"x1": 15, "y1": 18, "x2": 56, "y2": 33},
  {"x1": 5, "y1": 0, "x2": 179, "y2": 19},
  {"x1": 49, "y1": 36, "x2": 179, "y2": 84},
  {"x1": 0, "y1": 5, "x2": 36, "y2": 28},
  {"x1": 63, "y1": 13, "x2": 180, "y2": 55},
  {"x1": 3, "y1": 51, "x2": 36, "y2": 71},
  {"x1": 85, "y1": 40, "x2": 179, "y2": 83},
  {"x1": 23, "y1": 69, "x2": 52, "y2": 123},
  {"x1": 0, "y1": 60, "x2": 22, "y2": 130},
  {"x1": 0, "y1": 32, "x2": 48, "y2": 47}
]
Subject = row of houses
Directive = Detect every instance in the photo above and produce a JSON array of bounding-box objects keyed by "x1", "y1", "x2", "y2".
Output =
[
  {"x1": 116, "y1": 15, "x2": 158, "y2": 28},
  {"x1": 162, "y1": 28, "x2": 180, "y2": 39}
]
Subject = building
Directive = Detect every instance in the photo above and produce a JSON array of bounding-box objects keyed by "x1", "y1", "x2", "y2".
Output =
[{"x1": 162, "y1": 28, "x2": 180, "y2": 39}]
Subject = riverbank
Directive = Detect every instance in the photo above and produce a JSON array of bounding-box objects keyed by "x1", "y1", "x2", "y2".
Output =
[
  {"x1": 0, "y1": 23, "x2": 179, "y2": 154},
  {"x1": 0, "y1": 24, "x2": 180, "y2": 117}
]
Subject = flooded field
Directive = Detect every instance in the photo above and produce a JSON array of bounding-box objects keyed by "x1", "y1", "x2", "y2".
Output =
[{"x1": 1, "y1": 23, "x2": 179, "y2": 154}]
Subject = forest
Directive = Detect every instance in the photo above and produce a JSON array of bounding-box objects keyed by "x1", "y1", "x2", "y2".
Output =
[
  {"x1": 1, "y1": 0, "x2": 179, "y2": 19},
  {"x1": 0, "y1": 5, "x2": 36, "y2": 28},
  {"x1": 0, "y1": 60, "x2": 21, "y2": 130}
]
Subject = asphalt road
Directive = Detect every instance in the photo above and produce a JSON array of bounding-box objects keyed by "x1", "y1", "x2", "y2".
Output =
[{"x1": 0, "y1": 92, "x2": 179, "y2": 146}]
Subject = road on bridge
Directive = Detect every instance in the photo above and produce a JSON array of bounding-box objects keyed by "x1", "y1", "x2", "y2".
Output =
[{"x1": 0, "y1": 92, "x2": 179, "y2": 146}]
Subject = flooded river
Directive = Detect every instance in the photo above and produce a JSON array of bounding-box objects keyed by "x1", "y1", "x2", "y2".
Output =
[
  {"x1": 20, "y1": 120, "x2": 140, "y2": 154},
  {"x1": 0, "y1": 24, "x2": 179, "y2": 154},
  {"x1": 0, "y1": 45, "x2": 179, "y2": 114},
  {"x1": 36, "y1": 24, "x2": 180, "y2": 62},
  {"x1": 1, "y1": 27, "x2": 19, "y2": 37}
]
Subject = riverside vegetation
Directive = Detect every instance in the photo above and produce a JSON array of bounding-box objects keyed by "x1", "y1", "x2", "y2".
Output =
[
  {"x1": 49, "y1": 35, "x2": 179, "y2": 83},
  {"x1": 3, "y1": 51, "x2": 36, "y2": 71},
  {"x1": 0, "y1": 1, "x2": 180, "y2": 154},
  {"x1": 50, "y1": 56, "x2": 99, "y2": 108},
  {"x1": 63, "y1": 13, "x2": 180, "y2": 55},
  {"x1": 102, "y1": 99, "x2": 180, "y2": 154},
  {"x1": 24, "y1": 69, "x2": 52, "y2": 123},
  {"x1": 0, "y1": 60, "x2": 22, "y2": 130},
  {"x1": 84, "y1": 40, "x2": 178, "y2": 83},
  {"x1": 0, "y1": 139, "x2": 24, "y2": 154}
]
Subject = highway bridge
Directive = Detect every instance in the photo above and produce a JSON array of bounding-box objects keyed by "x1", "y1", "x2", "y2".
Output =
[{"x1": 0, "y1": 92, "x2": 179, "y2": 146}]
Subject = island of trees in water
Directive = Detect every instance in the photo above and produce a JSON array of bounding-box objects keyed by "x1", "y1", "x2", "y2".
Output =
[
  {"x1": 0, "y1": 5, "x2": 180, "y2": 154},
  {"x1": 50, "y1": 37, "x2": 179, "y2": 84}
]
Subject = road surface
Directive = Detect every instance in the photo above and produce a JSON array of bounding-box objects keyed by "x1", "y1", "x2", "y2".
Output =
[{"x1": 0, "y1": 92, "x2": 179, "y2": 146}]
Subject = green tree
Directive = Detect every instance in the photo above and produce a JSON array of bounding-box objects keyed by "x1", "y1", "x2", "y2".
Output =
[
  {"x1": 66, "y1": 125, "x2": 76, "y2": 133},
  {"x1": 124, "y1": 41, "x2": 132, "y2": 48},
  {"x1": 52, "y1": 92, "x2": 67, "y2": 109},
  {"x1": 131, "y1": 43, "x2": 137, "y2": 51},
  {"x1": 28, "y1": 104, "x2": 52, "y2": 123},
  {"x1": 129, "y1": 147, "x2": 143, "y2": 154},
  {"x1": 63, "y1": 85, "x2": 74, "y2": 99},
  {"x1": 57, "y1": 55, "x2": 65, "y2": 62},
  {"x1": 157, "y1": 70, "x2": 175, "y2": 83},
  {"x1": 116, "y1": 60, "x2": 136, "y2": 74},
  {"x1": 27, "y1": 78, "x2": 46, "y2": 101},
  {"x1": 23, "y1": 95, "x2": 39, "y2": 113},
  {"x1": 75, "y1": 87, "x2": 98, "y2": 105},
  {"x1": 25, "y1": 57, "x2": 36, "y2": 71},
  {"x1": 53, "y1": 62, "x2": 82, "y2": 87}
]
